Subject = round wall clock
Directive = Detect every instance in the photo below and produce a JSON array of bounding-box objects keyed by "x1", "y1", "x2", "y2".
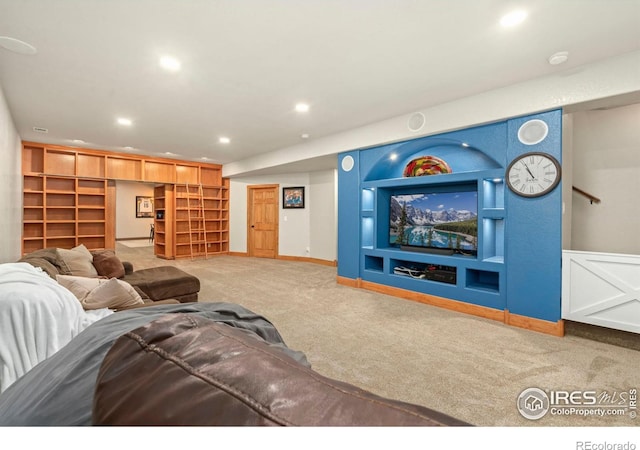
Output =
[{"x1": 506, "y1": 152, "x2": 561, "y2": 197}]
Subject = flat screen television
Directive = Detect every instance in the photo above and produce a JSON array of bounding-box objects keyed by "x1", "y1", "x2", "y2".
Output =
[{"x1": 389, "y1": 190, "x2": 478, "y2": 256}]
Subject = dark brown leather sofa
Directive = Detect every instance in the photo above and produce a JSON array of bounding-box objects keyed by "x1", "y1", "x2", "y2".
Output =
[
  {"x1": 93, "y1": 313, "x2": 469, "y2": 426},
  {"x1": 0, "y1": 302, "x2": 470, "y2": 426}
]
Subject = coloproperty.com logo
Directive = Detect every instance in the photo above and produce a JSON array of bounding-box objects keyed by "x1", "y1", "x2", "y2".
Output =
[{"x1": 517, "y1": 387, "x2": 637, "y2": 420}]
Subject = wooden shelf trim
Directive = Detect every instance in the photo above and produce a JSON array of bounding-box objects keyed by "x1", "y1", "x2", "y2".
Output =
[{"x1": 23, "y1": 141, "x2": 224, "y2": 184}]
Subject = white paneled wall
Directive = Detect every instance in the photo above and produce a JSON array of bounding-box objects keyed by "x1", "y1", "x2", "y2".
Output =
[{"x1": 562, "y1": 250, "x2": 640, "y2": 333}]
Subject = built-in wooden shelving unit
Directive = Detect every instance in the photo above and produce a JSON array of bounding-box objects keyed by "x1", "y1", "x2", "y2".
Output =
[
  {"x1": 153, "y1": 184, "x2": 174, "y2": 259},
  {"x1": 21, "y1": 142, "x2": 228, "y2": 258},
  {"x1": 170, "y1": 181, "x2": 230, "y2": 259}
]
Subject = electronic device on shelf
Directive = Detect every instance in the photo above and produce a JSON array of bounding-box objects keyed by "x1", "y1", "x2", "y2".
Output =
[
  {"x1": 423, "y1": 264, "x2": 457, "y2": 285},
  {"x1": 393, "y1": 266, "x2": 426, "y2": 279},
  {"x1": 393, "y1": 264, "x2": 457, "y2": 285}
]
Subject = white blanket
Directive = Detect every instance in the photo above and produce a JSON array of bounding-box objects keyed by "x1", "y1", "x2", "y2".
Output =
[{"x1": 0, "y1": 263, "x2": 112, "y2": 393}]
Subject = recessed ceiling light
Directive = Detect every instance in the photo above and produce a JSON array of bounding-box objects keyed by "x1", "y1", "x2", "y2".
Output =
[
  {"x1": 117, "y1": 117, "x2": 132, "y2": 126},
  {"x1": 500, "y1": 10, "x2": 528, "y2": 27},
  {"x1": 548, "y1": 51, "x2": 569, "y2": 65},
  {"x1": 164, "y1": 152, "x2": 175, "y2": 155},
  {"x1": 295, "y1": 103, "x2": 310, "y2": 113},
  {"x1": 0, "y1": 36, "x2": 37, "y2": 55},
  {"x1": 159, "y1": 55, "x2": 181, "y2": 71},
  {"x1": 301, "y1": 133, "x2": 310, "y2": 139},
  {"x1": 123, "y1": 146, "x2": 134, "y2": 150},
  {"x1": 71, "y1": 139, "x2": 85, "y2": 144},
  {"x1": 219, "y1": 137, "x2": 231, "y2": 144}
]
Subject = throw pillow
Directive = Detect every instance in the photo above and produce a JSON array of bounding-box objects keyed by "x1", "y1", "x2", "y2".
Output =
[
  {"x1": 91, "y1": 250, "x2": 125, "y2": 279},
  {"x1": 82, "y1": 278, "x2": 144, "y2": 310},
  {"x1": 56, "y1": 244, "x2": 99, "y2": 277},
  {"x1": 56, "y1": 274, "x2": 101, "y2": 300},
  {"x1": 18, "y1": 248, "x2": 61, "y2": 279},
  {"x1": 56, "y1": 274, "x2": 144, "y2": 310},
  {"x1": 72, "y1": 243, "x2": 93, "y2": 261}
]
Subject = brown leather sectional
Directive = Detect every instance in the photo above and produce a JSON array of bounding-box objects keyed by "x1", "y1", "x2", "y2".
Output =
[{"x1": 93, "y1": 313, "x2": 470, "y2": 426}]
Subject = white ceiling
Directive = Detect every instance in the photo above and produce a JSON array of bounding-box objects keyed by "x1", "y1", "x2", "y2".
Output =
[{"x1": 1, "y1": 0, "x2": 639, "y2": 174}]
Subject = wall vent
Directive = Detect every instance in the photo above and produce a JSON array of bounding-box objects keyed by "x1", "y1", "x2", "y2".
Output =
[{"x1": 33, "y1": 126, "x2": 48, "y2": 133}]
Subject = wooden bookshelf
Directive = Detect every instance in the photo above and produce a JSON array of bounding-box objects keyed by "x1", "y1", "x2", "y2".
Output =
[
  {"x1": 170, "y1": 181, "x2": 229, "y2": 259},
  {"x1": 153, "y1": 184, "x2": 174, "y2": 259},
  {"x1": 21, "y1": 142, "x2": 228, "y2": 256},
  {"x1": 22, "y1": 174, "x2": 108, "y2": 253}
]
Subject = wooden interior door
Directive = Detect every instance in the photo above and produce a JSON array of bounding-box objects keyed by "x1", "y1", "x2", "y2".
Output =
[{"x1": 247, "y1": 184, "x2": 279, "y2": 258}]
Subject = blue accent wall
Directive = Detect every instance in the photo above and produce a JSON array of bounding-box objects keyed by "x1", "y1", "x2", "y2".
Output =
[
  {"x1": 337, "y1": 152, "x2": 361, "y2": 279},
  {"x1": 337, "y1": 109, "x2": 563, "y2": 323},
  {"x1": 505, "y1": 110, "x2": 563, "y2": 321}
]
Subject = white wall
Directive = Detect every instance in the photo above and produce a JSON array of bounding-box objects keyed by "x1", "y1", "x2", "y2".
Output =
[
  {"x1": 230, "y1": 173, "x2": 309, "y2": 257},
  {"x1": 309, "y1": 170, "x2": 337, "y2": 262},
  {"x1": 115, "y1": 181, "x2": 155, "y2": 239},
  {"x1": 229, "y1": 170, "x2": 336, "y2": 260},
  {"x1": 0, "y1": 84, "x2": 22, "y2": 262},
  {"x1": 569, "y1": 103, "x2": 640, "y2": 254}
]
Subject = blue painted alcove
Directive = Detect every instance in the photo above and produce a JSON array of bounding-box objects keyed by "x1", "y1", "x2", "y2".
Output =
[
  {"x1": 363, "y1": 139, "x2": 501, "y2": 182},
  {"x1": 337, "y1": 109, "x2": 562, "y2": 323}
]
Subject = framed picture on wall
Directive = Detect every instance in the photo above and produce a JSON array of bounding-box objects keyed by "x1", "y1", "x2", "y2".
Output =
[
  {"x1": 283, "y1": 187, "x2": 305, "y2": 209},
  {"x1": 136, "y1": 196, "x2": 154, "y2": 218}
]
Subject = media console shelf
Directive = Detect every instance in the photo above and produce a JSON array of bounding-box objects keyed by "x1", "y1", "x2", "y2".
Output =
[{"x1": 338, "y1": 110, "x2": 564, "y2": 336}]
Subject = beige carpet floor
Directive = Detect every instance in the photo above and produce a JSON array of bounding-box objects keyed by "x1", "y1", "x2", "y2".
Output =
[
  {"x1": 115, "y1": 244, "x2": 639, "y2": 427},
  {"x1": 116, "y1": 239, "x2": 154, "y2": 248}
]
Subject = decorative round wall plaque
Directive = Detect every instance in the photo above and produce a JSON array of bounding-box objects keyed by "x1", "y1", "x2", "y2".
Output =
[{"x1": 403, "y1": 155, "x2": 452, "y2": 177}]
